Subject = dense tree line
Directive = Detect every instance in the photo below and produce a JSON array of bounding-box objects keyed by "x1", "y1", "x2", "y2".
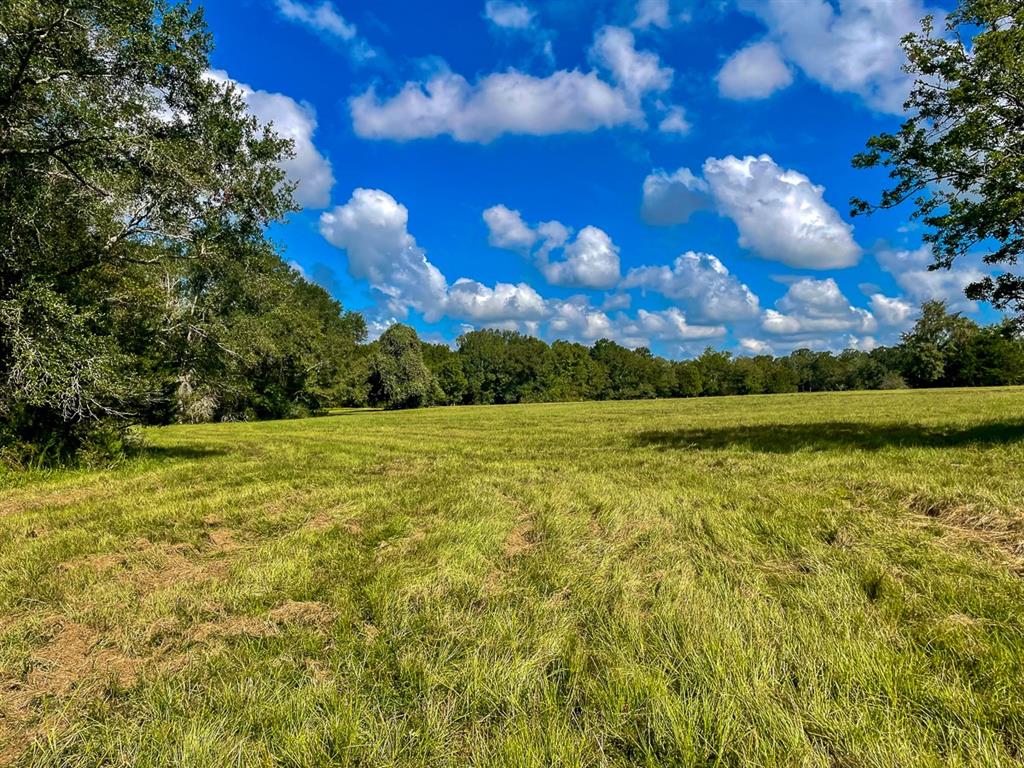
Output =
[
  {"x1": 358, "y1": 302, "x2": 1024, "y2": 410},
  {"x1": 0, "y1": 0, "x2": 364, "y2": 465}
]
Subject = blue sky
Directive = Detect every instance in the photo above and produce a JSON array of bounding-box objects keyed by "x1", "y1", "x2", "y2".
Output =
[{"x1": 201, "y1": 0, "x2": 991, "y2": 358}]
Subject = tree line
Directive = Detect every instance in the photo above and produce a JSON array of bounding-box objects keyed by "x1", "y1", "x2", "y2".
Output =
[{"x1": 352, "y1": 301, "x2": 1024, "y2": 410}]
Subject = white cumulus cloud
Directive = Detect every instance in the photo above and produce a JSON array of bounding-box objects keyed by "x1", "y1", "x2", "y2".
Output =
[
  {"x1": 483, "y1": 205, "x2": 538, "y2": 253},
  {"x1": 446, "y1": 278, "x2": 548, "y2": 322},
  {"x1": 702, "y1": 154, "x2": 861, "y2": 269},
  {"x1": 540, "y1": 226, "x2": 621, "y2": 290},
  {"x1": 875, "y1": 245, "x2": 988, "y2": 312},
  {"x1": 621, "y1": 252, "x2": 760, "y2": 322},
  {"x1": 716, "y1": 41, "x2": 793, "y2": 100},
  {"x1": 486, "y1": 207, "x2": 621, "y2": 289},
  {"x1": 206, "y1": 69, "x2": 333, "y2": 209},
  {"x1": 739, "y1": 337, "x2": 774, "y2": 355},
  {"x1": 351, "y1": 27, "x2": 676, "y2": 143},
  {"x1": 319, "y1": 188, "x2": 448, "y2": 318},
  {"x1": 632, "y1": 0, "x2": 671, "y2": 30},
  {"x1": 350, "y1": 68, "x2": 638, "y2": 143},
  {"x1": 869, "y1": 293, "x2": 915, "y2": 326},
  {"x1": 590, "y1": 26, "x2": 673, "y2": 96},
  {"x1": 739, "y1": 0, "x2": 941, "y2": 113},
  {"x1": 627, "y1": 308, "x2": 727, "y2": 342},
  {"x1": 762, "y1": 277, "x2": 876, "y2": 336},
  {"x1": 484, "y1": 0, "x2": 535, "y2": 29},
  {"x1": 657, "y1": 104, "x2": 691, "y2": 135},
  {"x1": 548, "y1": 300, "x2": 616, "y2": 341},
  {"x1": 640, "y1": 167, "x2": 709, "y2": 226}
]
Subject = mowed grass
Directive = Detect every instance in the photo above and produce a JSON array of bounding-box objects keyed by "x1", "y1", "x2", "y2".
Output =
[{"x1": 2, "y1": 389, "x2": 1024, "y2": 767}]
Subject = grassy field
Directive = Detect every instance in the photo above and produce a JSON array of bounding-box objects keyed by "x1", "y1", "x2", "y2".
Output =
[{"x1": 1, "y1": 388, "x2": 1024, "y2": 767}]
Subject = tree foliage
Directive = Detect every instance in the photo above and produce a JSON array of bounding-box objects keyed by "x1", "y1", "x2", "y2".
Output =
[
  {"x1": 369, "y1": 324, "x2": 433, "y2": 410},
  {"x1": 360, "y1": 302, "x2": 1023, "y2": 413},
  {"x1": 0, "y1": 0, "x2": 365, "y2": 464},
  {"x1": 852, "y1": 0, "x2": 1024, "y2": 320}
]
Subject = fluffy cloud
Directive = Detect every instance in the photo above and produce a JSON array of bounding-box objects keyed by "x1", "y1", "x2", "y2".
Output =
[
  {"x1": 484, "y1": 0, "x2": 535, "y2": 28},
  {"x1": 626, "y1": 308, "x2": 727, "y2": 342},
  {"x1": 739, "y1": 337, "x2": 774, "y2": 355},
  {"x1": 483, "y1": 205, "x2": 538, "y2": 253},
  {"x1": 322, "y1": 189, "x2": 733, "y2": 349},
  {"x1": 539, "y1": 226, "x2": 621, "y2": 289},
  {"x1": 350, "y1": 68, "x2": 638, "y2": 143},
  {"x1": 483, "y1": 0, "x2": 554, "y2": 63},
  {"x1": 274, "y1": 0, "x2": 376, "y2": 62},
  {"x1": 632, "y1": 0, "x2": 671, "y2": 30},
  {"x1": 550, "y1": 304, "x2": 725, "y2": 348},
  {"x1": 351, "y1": 27, "x2": 675, "y2": 142},
  {"x1": 875, "y1": 245, "x2": 988, "y2": 312},
  {"x1": 738, "y1": 0, "x2": 940, "y2": 113},
  {"x1": 548, "y1": 300, "x2": 616, "y2": 341},
  {"x1": 716, "y1": 41, "x2": 793, "y2": 100},
  {"x1": 762, "y1": 277, "x2": 876, "y2": 336},
  {"x1": 640, "y1": 167, "x2": 709, "y2": 226},
  {"x1": 657, "y1": 105, "x2": 691, "y2": 135},
  {"x1": 446, "y1": 279, "x2": 548, "y2": 322},
  {"x1": 621, "y1": 252, "x2": 760, "y2": 322},
  {"x1": 590, "y1": 26, "x2": 673, "y2": 96},
  {"x1": 321, "y1": 190, "x2": 548, "y2": 325},
  {"x1": 206, "y1": 70, "x2": 333, "y2": 209},
  {"x1": 486, "y1": 207, "x2": 621, "y2": 289},
  {"x1": 319, "y1": 188, "x2": 448, "y2": 318},
  {"x1": 702, "y1": 154, "x2": 861, "y2": 269},
  {"x1": 869, "y1": 293, "x2": 915, "y2": 326},
  {"x1": 641, "y1": 156, "x2": 859, "y2": 270}
]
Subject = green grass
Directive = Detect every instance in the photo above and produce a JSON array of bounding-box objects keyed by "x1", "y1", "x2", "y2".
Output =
[{"x1": 2, "y1": 388, "x2": 1024, "y2": 767}]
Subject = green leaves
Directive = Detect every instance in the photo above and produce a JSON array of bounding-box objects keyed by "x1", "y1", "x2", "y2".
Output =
[
  {"x1": 0, "y1": 0, "x2": 363, "y2": 463},
  {"x1": 370, "y1": 325, "x2": 434, "y2": 410},
  {"x1": 852, "y1": 0, "x2": 1024, "y2": 322}
]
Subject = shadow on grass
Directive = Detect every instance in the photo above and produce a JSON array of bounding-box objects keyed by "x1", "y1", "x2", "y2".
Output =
[
  {"x1": 631, "y1": 420, "x2": 1024, "y2": 453},
  {"x1": 137, "y1": 445, "x2": 229, "y2": 461},
  {"x1": 324, "y1": 408, "x2": 386, "y2": 417}
]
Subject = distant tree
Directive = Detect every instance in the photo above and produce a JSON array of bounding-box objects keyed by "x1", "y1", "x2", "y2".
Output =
[
  {"x1": 369, "y1": 325, "x2": 433, "y2": 409},
  {"x1": 957, "y1": 323, "x2": 1024, "y2": 386},
  {"x1": 456, "y1": 329, "x2": 548, "y2": 404},
  {"x1": 762, "y1": 358, "x2": 799, "y2": 394},
  {"x1": 734, "y1": 357, "x2": 767, "y2": 395},
  {"x1": 900, "y1": 301, "x2": 979, "y2": 387},
  {"x1": 879, "y1": 371, "x2": 909, "y2": 390},
  {"x1": 695, "y1": 348, "x2": 738, "y2": 397},
  {"x1": 852, "y1": 0, "x2": 1024, "y2": 321},
  {"x1": 837, "y1": 350, "x2": 886, "y2": 391},
  {"x1": 422, "y1": 342, "x2": 466, "y2": 405},
  {"x1": 672, "y1": 360, "x2": 704, "y2": 398},
  {"x1": 590, "y1": 340, "x2": 666, "y2": 400},
  {"x1": 504, "y1": 333, "x2": 549, "y2": 402},
  {"x1": 539, "y1": 341, "x2": 605, "y2": 401}
]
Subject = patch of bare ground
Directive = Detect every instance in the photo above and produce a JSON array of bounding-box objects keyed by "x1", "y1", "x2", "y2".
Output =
[
  {"x1": 189, "y1": 615, "x2": 277, "y2": 642},
  {"x1": 364, "y1": 458, "x2": 431, "y2": 478},
  {"x1": 0, "y1": 486, "x2": 106, "y2": 518},
  {"x1": 59, "y1": 541, "x2": 231, "y2": 596},
  {"x1": 0, "y1": 622, "x2": 149, "y2": 764},
  {"x1": 503, "y1": 517, "x2": 540, "y2": 557},
  {"x1": 190, "y1": 600, "x2": 336, "y2": 644},
  {"x1": 908, "y1": 494, "x2": 1024, "y2": 572},
  {"x1": 267, "y1": 600, "x2": 336, "y2": 627}
]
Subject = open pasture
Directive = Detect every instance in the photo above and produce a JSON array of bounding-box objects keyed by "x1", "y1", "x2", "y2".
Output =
[{"x1": 2, "y1": 388, "x2": 1024, "y2": 766}]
